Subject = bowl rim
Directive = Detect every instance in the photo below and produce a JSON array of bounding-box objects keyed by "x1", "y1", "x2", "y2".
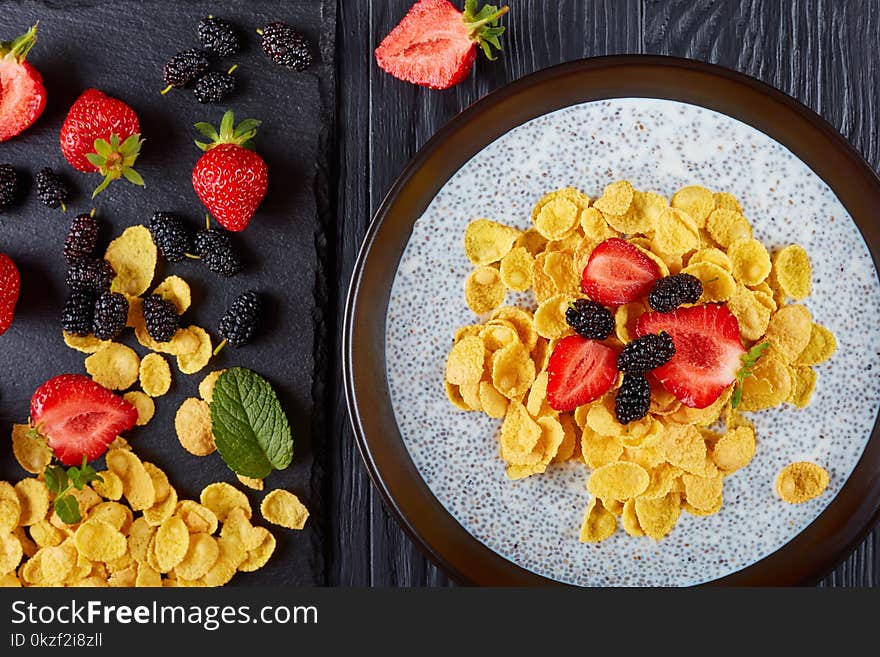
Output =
[{"x1": 343, "y1": 54, "x2": 880, "y2": 586}]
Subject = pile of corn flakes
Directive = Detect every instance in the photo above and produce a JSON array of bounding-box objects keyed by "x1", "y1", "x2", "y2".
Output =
[
  {"x1": 445, "y1": 181, "x2": 837, "y2": 542},
  {"x1": 0, "y1": 433, "x2": 309, "y2": 587}
]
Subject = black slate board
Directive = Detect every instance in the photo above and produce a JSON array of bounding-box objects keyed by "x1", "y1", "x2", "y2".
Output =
[{"x1": 0, "y1": 0, "x2": 335, "y2": 585}]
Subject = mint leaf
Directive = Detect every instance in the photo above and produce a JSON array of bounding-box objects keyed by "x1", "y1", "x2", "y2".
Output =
[
  {"x1": 731, "y1": 342, "x2": 770, "y2": 409},
  {"x1": 210, "y1": 368, "x2": 293, "y2": 478},
  {"x1": 54, "y1": 494, "x2": 81, "y2": 525},
  {"x1": 68, "y1": 457, "x2": 103, "y2": 490},
  {"x1": 44, "y1": 465, "x2": 68, "y2": 495}
]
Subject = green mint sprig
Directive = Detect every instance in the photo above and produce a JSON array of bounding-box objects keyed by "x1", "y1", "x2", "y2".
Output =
[
  {"x1": 731, "y1": 342, "x2": 770, "y2": 409},
  {"x1": 44, "y1": 456, "x2": 103, "y2": 525}
]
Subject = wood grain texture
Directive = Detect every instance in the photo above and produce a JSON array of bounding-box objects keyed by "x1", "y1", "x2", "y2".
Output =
[{"x1": 332, "y1": 0, "x2": 880, "y2": 587}]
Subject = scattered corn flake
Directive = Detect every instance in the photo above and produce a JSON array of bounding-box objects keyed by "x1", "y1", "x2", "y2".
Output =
[
  {"x1": 135, "y1": 563, "x2": 162, "y2": 587},
  {"x1": 634, "y1": 492, "x2": 681, "y2": 540},
  {"x1": 109, "y1": 436, "x2": 131, "y2": 451},
  {"x1": 739, "y1": 350, "x2": 792, "y2": 411},
  {"x1": 464, "y1": 219, "x2": 521, "y2": 266},
  {"x1": 533, "y1": 294, "x2": 574, "y2": 340},
  {"x1": 176, "y1": 501, "x2": 218, "y2": 536},
  {"x1": 490, "y1": 306, "x2": 537, "y2": 352},
  {"x1": 39, "y1": 543, "x2": 77, "y2": 584},
  {"x1": 680, "y1": 471, "x2": 723, "y2": 511},
  {"x1": 200, "y1": 483, "x2": 251, "y2": 523},
  {"x1": 726, "y1": 285, "x2": 772, "y2": 341},
  {"x1": 459, "y1": 382, "x2": 481, "y2": 411},
  {"x1": 659, "y1": 423, "x2": 707, "y2": 475},
  {"x1": 63, "y1": 331, "x2": 109, "y2": 353},
  {"x1": 127, "y1": 517, "x2": 155, "y2": 564},
  {"x1": 542, "y1": 251, "x2": 579, "y2": 294},
  {"x1": 727, "y1": 238, "x2": 771, "y2": 286},
  {"x1": 30, "y1": 520, "x2": 64, "y2": 548},
  {"x1": 713, "y1": 191, "x2": 743, "y2": 213},
  {"x1": 0, "y1": 572, "x2": 22, "y2": 587},
  {"x1": 711, "y1": 426, "x2": 756, "y2": 473},
  {"x1": 631, "y1": 244, "x2": 670, "y2": 278},
  {"x1": 152, "y1": 275, "x2": 191, "y2": 314},
  {"x1": 787, "y1": 365, "x2": 817, "y2": 409},
  {"x1": 614, "y1": 302, "x2": 648, "y2": 343},
  {"x1": 445, "y1": 335, "x2": 485, "y2": 386},
  {"x1": 106, "y1": 225, "x2": 157, "y2": 297},
  {"x1": 638, "y1": 463, "x2": 682, "y2": 500},
  {"x1": 236, "y1": 475, "x2": 265, "y2": 492},
  {"x1": 106, "y1": 449, "x2": 156, "y2": 511},
  {"x1": 773, "y1": 244, "x2": 812, "y2": 300},
  {"x1": 618, "y1": 415, "x2": 664, "y2": 449},
  {"x1": 464, "y1": 266, "x2": 506, "y2": 315},
  {"x1": 593, "y1": 180, "x2": 633, "y2": 217},
  {"x1": 261, "y1": 489, "x2": 309, "y2": 530},
  {"x1": 776, "y1": 461, "x2": 829, "y2": 504},
  {"x1": 197, "y1": 371, "x2": 227, "y2": 406},
  {"x1": 139, "y1": 353, "x2": 172, "y2": 397},
  {"x1": 586, "y1": 400, "x2": 623, "y2": 438},
  {"x1": 651, "y1": 207, "x2": 701, "y2": 256},
  {"x1": 445, "y1": 381, "x2": 470, "y2": 411},
  {"x1": 88, "y1": 501, "x2": 133, "y2": 534},
  {"x1": 478, "y1": 381, "x2": 509, "y2": 419},
  {"x1": 532, "y1": 188, "x2": 588, "y2": 240},
  {"x1": 174, "y1": 398, "x2": 216, "y2": 457},
  {"x1": 499, "y1": 401, "x2": 542, "y2": 465},
  {"x1": 14, "y1": 479, "x2": 49, "y2": 526},
  {"x1": 579, "y1": 207, "x2": 615, "y2": 243},
  {"x1": 553, "y1": 414, "x2": 578, "y2": 463},
  {"x1": 587, "y1": 461, "x2": 650, "y2": 501},
  {"x1": 580, "y1": 426, "x2": 624, "y2": 469},
  {"x1": 795, "y1": 322, "x2": 837, "y2": 366},
  {"x1": 0, "y1": 533, "x2": 23, "y2": 577},
  {"x1": 578, "y1": 498, "x2": 617, "y2": 543},
  {"x1": 239, "y1": 529, "x2": 276, "y2": 572},
  {"x1": 491, "y1": 341, "x2": 535, "y2": 399},
  {"x1": 680, "y1": 261, "x2": 736, "y2": 304},
  {"x1": 123, "y1": 391, "x2": 155, "y2": 427},
  {"x1": 499, "y1": 246, "x2": 534, "y2": 292},
  {"x1": 764, "y1": 304, "x2": 812, "y2": 363},
  {"x1": 0, "y1": 497, "x2": 20, "y2": 534},
  {"x1": 621, "y1": 499, "x2": 644, "y2": 536},
  {"x1": 525, "y1": 370, "x2": 552, "y2": 418},
  {"x1": 706, "y1": 208, "x2": 752, "y2": 247},
  {"x1": 630, "y1": 190, "x2": 667, "y2": 231},
  {"x1": 513, "y1": 228, "x2": 548, "y2": 256},
  {"x1": 203, "y1": 535, "x2": 247, "y2": 586},
  {"x1": 479, "y1": 321, "x2": 518, "y2": 352},
  {"x1": 74, "y1": 519, "x2": 127, "y2": 562},
  {"x1": 153, "y1": 516, "x2": 189, "y2": 572},
  {"x1": 176, "y1": 326, "x2": 213, "y2": 375},
  {"x1": 174, "y1": 532, "x2": 220, "y2": 581},
  {"x1": 84, "y1": 342, "x2": 140, "y2": 390},
  {"x1": 11, "y1": 424, "x2": 52, "y2": 475},
  {"x1": 688, "y1": 247, "x2": 732, "y2": 272},
  {"x1": 671, "y1": 185, "x2": 714, "y2": 227}
]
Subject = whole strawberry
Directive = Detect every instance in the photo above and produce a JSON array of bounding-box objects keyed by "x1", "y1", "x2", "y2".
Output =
[
  {"x1": 59, "y1": 89, "x2": 144, "y2": 197},
  {"x1": 0, "y1": 253, "x2": 21, "y2": 336},
  {"x1": 0, "y1": 23, "x2": 46, "y2": 142},
  {"x1": 192, "y1": 111, "x2": 267, "y2": 232}
]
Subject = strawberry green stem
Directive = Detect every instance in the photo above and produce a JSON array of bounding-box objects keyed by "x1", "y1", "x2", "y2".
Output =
[
  {"x1": 464, "y1": 5, "x2": 509, "y2": 33},
  {"x1": 1, "y1": 22, "x2": 38, "y2": 63},
  {"x1": 87, "y1": 133, "x2": 145, "y2": 198}
]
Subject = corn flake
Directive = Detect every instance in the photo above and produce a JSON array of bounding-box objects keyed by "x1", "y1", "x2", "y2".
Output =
[
  {"x1": 85, "y1": 343, "x2": 140, "y2": 390},
  {"x1": 578, "y1": 498, "x2": 617, "y2": 543},
  {"x1": 534, "y1": 294, "x2": 574, "y2": 340},
  {"x1": 261, "y1": 490, "x2": 309, "y2": 530},
  {"x1": 776, "y1": 461, "x2": 829, "y2": 504},
  {"x1": 11, "y1": 424, "x2": 52, "y2": 475},
  {"x1": 796, "y1": 323, "x2": 837, "y2": 366},
  {"x1": 706, "y1": 208, "x2": 752, "y2": 247},
  {"x1": 123, "y1": 391, "x2": 155, "y2": 426},
  {"x1": 464, "y1": 266, "x2": 505, "y2": 314},
  {"x1": 139, "y1": 353, "x2": 172, "y2": 397},
  {"x1": 176, "y1": 326, "x2": 213, "y2": 374},
  {"x1": 14, "y1": 479, "x2": 49, "y2": 527},
  {"x1": 491, "y1": 341, "x2": 535, "y2": 399},
  {"x1": 464, "y1": 219, "x2": 521, "y2": 265},
  {"x1": 513, "y1": 228, "x2": 548, "y2": 256},
  {"x1": 106, "y1": 449, "x2": 156, "y2": 511},
  {"x1": 63, "y1": 331, "x2": 109, "y2": 353},
  {"x1": 74, "y1": 519, "x2": 127, "y2": 562},
  {"x1": 174, "y1": 533, "x2": 220, "y2": 581},
  {"x1": 764, "y1": 304, "x2": 812, "y2": 363},
  {"x1": 499, "y1": 246, "x2": 534, "y2": 292},
  {"x1": 199, "y1": 369, "x2": 227, "y2": 403},
  {"x1": 787, "y1": 366, "x2": 817, "y2": 409},
  {"x1": 773, "y1": 244, "x2": 812, "y2": 300},
  {"x1": 739, "y1": 350, "x2": 792, "y2": 411},
  {"x1": 671, "y1": 185, "x2": 714, "y2": 227},
  {"x1": 587, "y1": 461, "x2": 650, "y2": 501},
  {"x1": 106, "y1": 225, "x2": 157, "y2": 297},
  {"x1": 532, "y1": 188, "x2": 588, "y2": 239},
  {"x1": 727, "y1": 238, "x2": 771, "y2": 286},
  {"x1": 200, "y1": 483, "x2": 250, "y2": 523},
  {"x1": 652, "y1": 207, "x2": 701, "y2": 256},
  {"x1": 152, "y1": 275, "x2": 191, "y2": 314},
  {"x1": 634, "y1": 492, "x2": 681, "y2": 540},
  {"x1": 175, "y1": 397, "x2": 216, "y2": 456},
  {"x1": 711, "y1": 426, "x2": 756, "y2": 473}
]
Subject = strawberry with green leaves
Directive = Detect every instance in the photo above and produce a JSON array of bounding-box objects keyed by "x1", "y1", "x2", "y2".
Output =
[
  {"x1": 0, "y1": 23, "x2": 46, "y2": 142},
  {"x1": 59, "y1": 89, "x2": 144, "y2": 197},
  {"x1": 375, "y1": 0, "x2": 509, "y2": 89},
  {"x1": 192, "y1": 111, "x2": 268, "y2": 232}
]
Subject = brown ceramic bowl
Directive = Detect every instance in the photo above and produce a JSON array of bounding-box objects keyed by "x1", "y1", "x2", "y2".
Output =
[{"x1": 343, "y1": 56, "x2": 880, "y2": 586}]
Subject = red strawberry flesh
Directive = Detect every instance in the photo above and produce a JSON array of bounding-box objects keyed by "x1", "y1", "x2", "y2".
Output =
[
  {"x1": 546, "y1": 335, "x2": 619, "y2": 412},
  {"x1": 581, "y1": 238, "x2": 661, "y2": 306},
  {"x1": 375, "y1": 0, "x2": 476, "y2": 89},
  {"x1": 0, "y1": 253, "x2": 20, "y2": 336},
  {"x1": 0, "y1": 24, "x2": 46, "y2": 142},
  {"x1": 30, "y1": 374, "x2": 138, "y2": 466},
  {"x1": 636, "y1": 304, "x2": 745, "y2": 409}
]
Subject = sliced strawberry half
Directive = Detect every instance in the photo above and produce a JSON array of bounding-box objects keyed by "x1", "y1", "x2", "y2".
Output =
[
  {"x1": 0, "y1": 24, "x2": 46, "y2": 142},
  {"x1": 375, "y1": 0, "x2": 508, "y2": 89},
  {"x1": 546, "y1": 335, "x2": 619, "y2": 412},
  {"x1": 636, "y1": 304, "x2": 746, "y2": 409},
  {"x1": 30, "y1": 374, "x2": 137, "y2": 466},
  {"x1": 581, "y1": 238, "x2": 661, "y2": 306}
]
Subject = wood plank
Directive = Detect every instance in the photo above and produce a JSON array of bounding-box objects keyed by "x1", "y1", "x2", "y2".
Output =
[
  {"x1": 643, "y1": 0, "x2": 879, "y2": 587},
  {"x1": 363, "y1": 0, "x2": 642, "y2": 586}
]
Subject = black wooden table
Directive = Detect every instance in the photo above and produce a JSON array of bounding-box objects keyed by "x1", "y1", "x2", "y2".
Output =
[{"x1": 328, "y1": 0, "x2": 880, "y2": 586}]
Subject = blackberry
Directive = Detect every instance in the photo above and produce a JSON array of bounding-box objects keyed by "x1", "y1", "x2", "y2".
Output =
[
  {"x1": 66, "y1": 258, "x2": 114, "y2": 293},
  {"x1": 615, "y1": 374, "x2": 651, "y2": 424},
  {"x1": 198, "y1": 16, "x2": 240, "y2": 57},
  {"x1": 648, "y1": 274, "x2": 703, "y2": 313},
  {"x1": 35, "y1": 168, "x2": 70, "y2": 210},
  {"x1": 565, "y1": 299, "x2": 614, "y2": 340},
  {"x1": 61, "y1": 290, "x2": 95, "y2": 336},
  {"x1": 63, "y1": 213, "x2": 99, "y2": 263},
  {"x1": 258, "y1": 22, "x2": 312, "y2": 70},
  {"x1": 92, "y1": 292, "x2": 129, "y2": 340},
  {"x1": 161, "y1": 49, "x2": 210, "y2": 93},
  {"x1": 617, "y1": 333, "x2": 676, "y2": 374},
  {"x1": 142, "y1": 294, "x2": 179, "y2": 342},
  {"x1": 0, "y1": 164, "x2": 20, "y2": 211},
  {"x1": 194, "y1": 228, "x2": 242, "y2": 276},
  {"x1": 193, "y1": 67, "x2": 236, "y2": 104},
  {"x1": 218, "y1": 291, "x2": 260, "y2": 348},
  {"x1": 149, "y1": 211, "x2": 193, "y2": 262}
]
